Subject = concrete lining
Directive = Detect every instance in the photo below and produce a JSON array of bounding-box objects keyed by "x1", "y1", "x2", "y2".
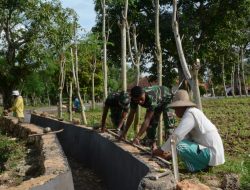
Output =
[
  {"x1": 30, "y1": 114, "x2": 176, "y2": 190},
  {"x1": 0, "y1": 116, "x2": 74, "y2": 190}
]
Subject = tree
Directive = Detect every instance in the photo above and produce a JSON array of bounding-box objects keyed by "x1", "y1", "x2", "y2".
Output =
[
  {"x1": 127, "y1": 24, "x2": 144, "y2": 133},
  {"x1": 0, "y1": 0, "x2": 76, "y2": 108},
  {"x1": 172, "y1": 0, "x2": 202, "y2": 109},
  {"x1": 153, "y1": 0, "x2": 164, "y2": 144},
  {"x1": 93, "y1": 0, "x2": 250, "y2": 99},
  {"x1": 101, "y1": 0, "x2": 108, "y2": 100},
  {"x1": 119, "y1": 0, "x2": 129, "y2": 91}
]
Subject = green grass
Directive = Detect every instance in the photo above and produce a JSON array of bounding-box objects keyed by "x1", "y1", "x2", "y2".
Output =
[
  {"x1": 200, "y1": 97, "x2": 250, "y2": 189},
  {"x1": 0, "y1": 130, "x2": 26, "y2": 173}
]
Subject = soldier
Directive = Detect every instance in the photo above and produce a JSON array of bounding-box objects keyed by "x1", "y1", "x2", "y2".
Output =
[
  {"x1": 101, "y1": 91, "x2": 130, "y2": 133},
  {"x1": 120, "y1": 85, "x2": 175, "y2": 150}
]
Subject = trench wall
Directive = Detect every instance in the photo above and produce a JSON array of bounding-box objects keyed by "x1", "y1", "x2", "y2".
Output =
[{"x1": 0, "y1": 116, "x2": 74, "y2": 190}]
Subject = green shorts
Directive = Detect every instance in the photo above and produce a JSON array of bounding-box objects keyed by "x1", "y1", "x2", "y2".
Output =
[{"x1": 177, "y1": 140, "x2": 210, "y2": 172}]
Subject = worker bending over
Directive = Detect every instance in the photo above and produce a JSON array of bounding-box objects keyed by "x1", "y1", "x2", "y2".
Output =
[
  {"x1": 120, "y1": 85, "x2": 175, "y2": 150},
  {"x1": 101, "y1": 91, "x2": 130, "y2": 132}
]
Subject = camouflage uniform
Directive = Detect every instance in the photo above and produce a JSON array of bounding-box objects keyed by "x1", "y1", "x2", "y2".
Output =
[
  {"x1": 105, "y1": 92, "x2": 129, "y2": 129},
  {"x1": 130, "y1": 85, "x2": 175, "y2": 141}
]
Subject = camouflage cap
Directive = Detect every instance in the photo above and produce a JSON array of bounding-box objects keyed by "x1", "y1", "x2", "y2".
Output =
[{"x1": 119, "y1": 91, "x2": 130, "y2": 109}]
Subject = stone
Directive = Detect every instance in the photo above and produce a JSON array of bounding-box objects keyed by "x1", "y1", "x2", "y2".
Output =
[
  {"x1": 221, "y1": 173, "x2": 240, "y2": 190},
  {"x1": 138, "y1": 174, "x2": 176, "y2": 190},
  {"x1": 72, "y1": 118, "x2": 80, "y2": 124},
  {"x1": 40, "y1": 112, "x2": 48, "y2": 117},
  {"x1": 176, "y1": 179, "x2": 211, "y2": 190}
]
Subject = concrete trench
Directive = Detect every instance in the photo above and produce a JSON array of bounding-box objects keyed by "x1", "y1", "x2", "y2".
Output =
[{"x1": 0, "y1": 114, "x2": 176, "y2": 190}]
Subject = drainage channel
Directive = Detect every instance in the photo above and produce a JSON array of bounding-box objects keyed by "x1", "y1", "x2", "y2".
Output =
[
  {"x1": 30, "y1": 114, "x2": 176, "y2": 190},
  {"x1": 68, "y1": 157, "x2": 107, "y2": 190}
]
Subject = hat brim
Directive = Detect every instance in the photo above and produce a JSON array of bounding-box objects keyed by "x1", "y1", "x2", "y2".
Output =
[{"x1": 168, "y1": 100, "x2": 196, "y2": 108}]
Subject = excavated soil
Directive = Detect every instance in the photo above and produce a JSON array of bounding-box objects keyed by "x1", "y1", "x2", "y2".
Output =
[{"x1": 68, "y1": 157, "x2": 107, "y2": 190}]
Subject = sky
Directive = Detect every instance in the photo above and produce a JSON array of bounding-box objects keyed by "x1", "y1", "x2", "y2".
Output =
[{"x1": 60, "y1": 0, "x2": 96, "y2": 32}]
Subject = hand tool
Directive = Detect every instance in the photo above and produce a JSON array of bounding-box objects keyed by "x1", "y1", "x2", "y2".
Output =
[
  {"x1": 170, "y1": 134, "x2": 180, "y2": 182},
  {"x1": 147, "y1": 170, "x2": 171, "y2": 180},
  {"x1": 106, "y1": 129, "x2": 171, "y2": 165},
  {"x1": 29, "y1": 129, "x2": 64, "y2": 137}
]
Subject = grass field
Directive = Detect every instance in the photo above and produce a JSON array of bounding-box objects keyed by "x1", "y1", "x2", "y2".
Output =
[{"x1": 200, "y1": 97, "x2": 250, "y2": 189}]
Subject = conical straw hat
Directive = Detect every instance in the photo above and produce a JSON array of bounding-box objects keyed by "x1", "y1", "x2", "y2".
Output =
[{"x1": 168, "y1": 90, "x2": 196, "y2": 108}]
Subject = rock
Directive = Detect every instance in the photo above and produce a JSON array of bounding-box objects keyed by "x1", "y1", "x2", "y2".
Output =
[
  {"x1": 138, "y1": 173, "x2": 176, "y2": 190},
  {"x1": 176, "y1": 179, "x2": 211, "y2": 190},
  {"x1": 221, "y1": 173, "x2": 240, "y2": 190},
  {"x1": 49, "y1": 114, "x2": 56, "y2": 118},
  {"x1": 40, "y1": 112, "x2": 48, "y2": 117},
  {"x1": 72, "y1": 118, "x2": 80, "y2": 125},
  {"x1": 43, "y1": 127, "x2": 51, "y2": 133},
  {"x1": 201, "y1": 175, "x2": 221, "y2": 188},
  {"x1": 0, "y1": 173, "x2": 9, "y2": 183}
]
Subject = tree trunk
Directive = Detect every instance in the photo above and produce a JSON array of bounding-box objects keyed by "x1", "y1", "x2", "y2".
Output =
[
  {"x1": 231, "y1": 64, "x2": 235, "y2": 97},
  {"x1": 58, "y1": 89, "x2": 63, "y2": 117},
  {"x1": 75, "y1": 45, "x2": 87, "y2": 124},
  {"x1": 69, "y1": 81, "x2": 73, "y2": 122},
  {"x1": 91, "y1": 56, "x2": 96, "y2": 110},
  {"x1": 91, "y1": 72, "x2": 95, "y2": 110},
  {"x1": 211, "y1": 83, "x2": 215, "y2": 97},
  {"x1": 120, "y1": 0, "x2": 128, "y2": 92},
  {"x1": 101, "y1": 0, "x2": 108, "y2": 100},
  {"x1": 208, "y1": 70, "x2": 215, "y2": 97},
  {"x1": 45, "y1": 82, "x2": 51, "y2": 106},
  {"x1": 222, "y1": 56, "x2": 227, "y2": 97},
  {"x1": 134, "y1": 64, "x2": 141, "y2": 134},
  {"x1": 237, "y1": 54, "x2": 242, "y2": 97},
  {"x1": 172, "y1": 0, "x2": 192, "y2": 82},
  {"x1": 2, "y1": 87, "x2": 13, "y2": 109},
  {"x1": 71, "y1": 45, "x2": 87, "y2": 125},
  {"x1": 154, "y1": 0, "x2": 163, "y2": 145},
  {"x1": 172, "y1": 0, "x2": 202, "y2": 109},
  {"x1": 127, "y1": 24, "x2": 142, "y2": 134},
  {"x1": 240, "y1": 47, "x2": 248, "y2": 96},
  {"x1": 58, "y1": 53, "x2": 66, "y2": 119},
  {"x1": 192, "y1": 59, "x2": 202, "y2": 110}
]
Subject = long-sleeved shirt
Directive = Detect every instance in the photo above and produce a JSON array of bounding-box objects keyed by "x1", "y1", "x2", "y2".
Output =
[
  {"x1": 11, "y1": 96, "x2": 24, "y2": 118},
  {"x1": 161, "y1": 107, "x2": 225, "y2": 166}
]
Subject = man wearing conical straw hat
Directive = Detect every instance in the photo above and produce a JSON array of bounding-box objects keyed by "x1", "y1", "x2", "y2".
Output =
[{"x1": 153, "y1": 90, "x2": 225, "y2": 172}]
